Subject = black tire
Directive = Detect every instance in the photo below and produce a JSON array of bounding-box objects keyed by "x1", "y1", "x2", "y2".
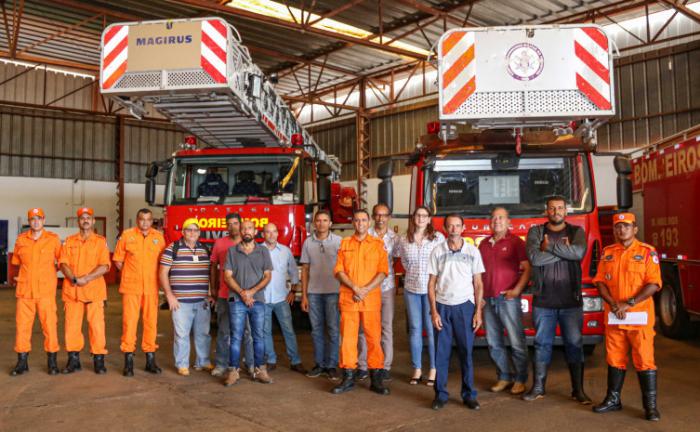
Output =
[
  {"x1": 658, "y1": 281, "x2": 694, "y2": 339},
  {"x1": 583, "y1": 344, "x2": 596, "y2": 356}
]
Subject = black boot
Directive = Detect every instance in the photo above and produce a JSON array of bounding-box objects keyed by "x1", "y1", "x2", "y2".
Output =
[
  {"x1": 568, "y1": 362, "x2": 592, "y2": 404},
  {"x1": 94, "y1": 355, "x2": 107, "y2": 374},
  {"x1": 123, "y1": 352, "x2": 134, "y2": 377},
  {"x1": 522, "y1": 362, "x2": 548, "y2": 401},
  {"x1": 638, "y1": 370, "x2": 660, "y2": 421},
  {"x1": 331, "y1": 369, "x2": 356, "y2": 394},
  {"x1": 145, "y1": 352, "x2": 162, "y2": 374},
  {"x1": 10, "y1": 353, "x2": 29, "y2": 376},
  {"x1": 62, "y1": 351, "x2": 82, "y2": 374},
  {"x1": 593, "y1": 366, "x2": 625, "y2": 413},
  {"x1": 47, "y1": 352, "x2": 59, "y2": 375},
  {"x1": 369, "y1": 369, "x2": 390, "y2": 395}
]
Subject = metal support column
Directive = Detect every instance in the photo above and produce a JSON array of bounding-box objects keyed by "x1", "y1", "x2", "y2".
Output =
[
  {"x1": 356, "y1": 78, "x2": 371, "y2": 208},
  {"x1": 115, "y1": 114, "x2": 125, "y2": 234}
]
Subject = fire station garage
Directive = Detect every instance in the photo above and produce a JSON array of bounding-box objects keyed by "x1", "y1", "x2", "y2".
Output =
[{"x1": 0, "y1": 1, "x2": 699, "y2": 431}]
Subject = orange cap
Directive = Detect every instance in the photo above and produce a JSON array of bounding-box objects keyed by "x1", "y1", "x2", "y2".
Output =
[
  {"x1": 613, "y1": 212, "x2": 636, "y2": 225},
  {"x1": 27, "y1": 208, "x2": 45, "y2": 219},
  {"x1": 77, "y1": 207, "x2": 94, "y2": 217}
]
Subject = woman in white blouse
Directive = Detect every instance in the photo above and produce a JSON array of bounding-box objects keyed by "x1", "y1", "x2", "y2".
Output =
[{"x1": 398, "y1": 206, "x2": 445, "y2": 386}]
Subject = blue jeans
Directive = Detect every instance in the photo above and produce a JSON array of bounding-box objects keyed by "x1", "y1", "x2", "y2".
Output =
[
  {"x1": 404, "y1": 291, "x2": 435, "y2": 370},
  {"x1": 214, "y1": 298, "x2": 230, "y2": 369},
  {"x1": 434, "y1": 301, "x2": 476, "y2": 402},
  {"x1": 483, "y1": 295, "x2": 528, "y2": 383},
  {"x1": 308, "y1": 293, "x2": 340, "y2": 369},
  {"x1": 229, "y1": 300, "x2": 265, "y2": 369},
  {"x1": 264, "y1": 301, "x2": 302, "y2": 365},
  {"x1": 533, "y1": 306, "x2": 584, "y2": 365},
  {"x1": 171, "y1": 300, "x2": 212, "y2": 369}
]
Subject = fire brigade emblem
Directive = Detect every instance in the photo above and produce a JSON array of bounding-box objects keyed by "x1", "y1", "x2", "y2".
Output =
[
  {"x1": 650, "y1": 251, "x2": 659, "y2": 264},
  {"x1": 506, "y1": 43, "x2": 544, "y2": 81}
]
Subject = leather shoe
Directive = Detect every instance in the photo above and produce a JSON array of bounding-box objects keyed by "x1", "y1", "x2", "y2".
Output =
[
  {"x1": 463, "y1": 399, "x2": 480, "y2": 410},
  {"x1": 432, "y1": 399, "x2": 446, "y2": 410}
]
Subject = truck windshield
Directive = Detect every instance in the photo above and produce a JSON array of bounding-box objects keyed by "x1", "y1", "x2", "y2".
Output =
[
  {"x1": 167, "y1": 155, "x2": 302, "y2": 205},
  {"x1": 423, "y1": 153, "x2": 594, "y2": 217}
]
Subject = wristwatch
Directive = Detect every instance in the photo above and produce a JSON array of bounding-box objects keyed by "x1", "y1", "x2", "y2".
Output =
[
  {"x1": 72, "y1": 276, "x2": 78, "y2": 285},
  {"x1": 626, "y1": 297, "x2": 636, "y2": 306}
]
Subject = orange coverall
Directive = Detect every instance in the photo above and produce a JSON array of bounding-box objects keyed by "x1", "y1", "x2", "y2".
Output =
[
  {"x1": 12, "y1": 230, "x2": 61, "y2": 353},
  {"x1": 60, "y1": 232, "x2": 111, "y2": 354},
  {"x1": 113, "y1": 227, "x2": 165, "y2": 353},
  {"x1": 334, "y1": 235, "x2": 389, "y2": 370},
  {"x1": 593, "y1": 239, "x2": 662, "y2": 371}
]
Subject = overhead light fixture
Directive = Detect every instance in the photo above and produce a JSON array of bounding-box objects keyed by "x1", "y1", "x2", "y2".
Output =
[
  {"x1": 0, "y1": 57, "x2": 95, "y2": 80},
  {"x1": 225, "y1": 0, "x2": 431, "y2": 57}
]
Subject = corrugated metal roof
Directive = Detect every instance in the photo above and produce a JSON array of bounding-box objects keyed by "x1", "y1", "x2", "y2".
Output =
[{"x1": 0, "y1": 0, "x2": 696, "y2": 101}]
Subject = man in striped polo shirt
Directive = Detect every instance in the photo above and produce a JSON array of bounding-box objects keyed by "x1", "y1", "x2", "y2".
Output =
[{"x1": 159, "y1": 218, "x2": 213, "y2": 376}]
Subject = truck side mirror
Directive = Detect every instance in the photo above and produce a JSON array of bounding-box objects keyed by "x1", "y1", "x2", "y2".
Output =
[
  {"x1": 614, "y1": 155, "x2": 632, "y2": 210},
  {"x1": 316, "y1": 161, "x2": 331, "y2": 205},
  {"x1": 145, "y1": 163, "x2": 158, "y2": 206},
  {"x1": 377, "y1": 161, "x2": 394, "y2": 212}
]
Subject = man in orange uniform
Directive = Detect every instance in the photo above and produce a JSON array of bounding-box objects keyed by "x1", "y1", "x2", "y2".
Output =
[
  {"x1": 10, "y1": 208, "x2": 61, "y2": 376},
  {"x1": 592, "y1": 213, "x2": 662, "y2": 421},
  {"x1": 332, "y1": 209, "x2": 389, "y2": 395},
  {"x1": 59, "y1": 207, "x2": 111, "y2": 375},
  {"x1": 113, "y1": 208, "x2": 166, "y2": 377}
]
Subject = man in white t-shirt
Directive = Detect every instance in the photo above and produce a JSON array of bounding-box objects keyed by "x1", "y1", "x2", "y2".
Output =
[{"x1": 428, "y1": 213, "x2": 485, "y2": 411}]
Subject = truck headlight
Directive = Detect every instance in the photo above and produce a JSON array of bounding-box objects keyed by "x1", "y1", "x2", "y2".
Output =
[{"x1": 582, "y1": 296, "x2": 603, "y2": 312}]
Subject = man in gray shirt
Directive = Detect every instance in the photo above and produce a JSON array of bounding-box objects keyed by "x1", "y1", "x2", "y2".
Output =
[
  {"x1": 223, "y1": 220, "x2": 273, "y2": 387},
  {"x1": 300, "y1": 210, "x2": 343, "y2": 380}
]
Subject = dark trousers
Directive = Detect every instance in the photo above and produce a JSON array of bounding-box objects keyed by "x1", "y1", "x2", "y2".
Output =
[{"x1": 434, "y1": 301, "x2": 476, "y2": 402}]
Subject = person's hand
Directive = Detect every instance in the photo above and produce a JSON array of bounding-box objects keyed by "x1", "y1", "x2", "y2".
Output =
[
  {"x1": 207, "y1": 295, "x2": 216, "y2": 307},
  {"x1": 166, "y1": 294, "x2": 180, "y2": 311},
  {"x1": 301, "y1": 295, "x2": 309, "y2": 312},
  {"x1": 352, "y1": 284, "x2": 363, "y2": 296},
  {"x1": 11, "y1": 276, "x2": 18, "y2": 288},
  {"x1": 286, "y1": 292, "x2": 295, "y2": 306},
  {"x1": 473, "y1": 310, "x2": 483, "y2": 333},
  {"x1": 241, "y1": 290, "x2": 255, "y2": 308},
  {"x1": 614, "y1": 303, "x2": 630, "y2": 320},
  {"x1": 76, "y1": 276, "x2": 88, "y2": 286},
  {"x1": 432, "y1": 312, "x2": 443, "y2": 331},
  {"x1": 540, "y1": 234, "x2": 550, "y2": 252},
  {"x1": 503, "y1": 289, "x2": 520, "y2": 300}
]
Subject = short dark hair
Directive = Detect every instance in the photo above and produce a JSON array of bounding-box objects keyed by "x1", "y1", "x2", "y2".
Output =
[
  {"x1": 545, "y1": 195, "x2": 567, "y2": 207},
  {"x1": 353, "y1": 209, "x2": 370, "y2": 219},
  {"x1": 372, "y1": 203, "x2": 391, "y2": 216},
  {"x1": 443, "y1": 213, "x2": 463, "y2": 227},
  {"x1": 313, "y1": 209, "x2": 332, "y2": 220},
  {"x1": 136, "y1": 208, "x2": 152, "y2": 217},
  {"x1": 225, "y1": 213, "x2": 242, "y2": 222}
]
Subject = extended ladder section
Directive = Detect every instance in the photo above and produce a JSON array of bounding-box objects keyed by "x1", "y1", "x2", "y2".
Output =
[
  {"x1": 436, "y1": 24, "x2": 616, "y2": 135},
  {"x1": 100, "y1": 17, "x2": 340, "y2": 174}
]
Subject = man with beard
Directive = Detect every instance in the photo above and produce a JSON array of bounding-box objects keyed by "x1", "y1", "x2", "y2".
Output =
[
  {"x1": 223, "y1": 220, "x2": 273, "y2": 386},
  {"x1": 59, "y1": 207, "x2": 111, "y2": 374},
  {"x1": 113, "y1": 208, "x2": 166, "y2": 377},
  {"x1": 523, "y1": 196, "x2": 590, "y2": 404},
  {"x1": 210, "y1": 213, "x2": 242, "y2": 377}
]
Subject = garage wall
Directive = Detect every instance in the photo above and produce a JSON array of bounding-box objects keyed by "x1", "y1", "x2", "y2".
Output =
[{"x1": 0, "y1": 104, "x2": 183, "y2": 183}]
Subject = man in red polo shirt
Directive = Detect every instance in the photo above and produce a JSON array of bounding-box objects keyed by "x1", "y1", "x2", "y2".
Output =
[{"x1": 478, "y1": 207, "x2": 531, "y2": 395}]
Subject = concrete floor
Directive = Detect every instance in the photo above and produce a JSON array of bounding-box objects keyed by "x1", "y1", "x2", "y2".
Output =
[{"x1": 0, "y1": 285, "x2": 697, "y2": 432}]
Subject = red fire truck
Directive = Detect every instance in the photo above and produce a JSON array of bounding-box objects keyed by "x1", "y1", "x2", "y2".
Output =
[
  {"x1": 377, "y1": 24, "x2": 629, "y2": 350},
  {"x1": 100, "y1": 17, "x2": 351, "y2": 253},
  {"x1": 632, "y1": 134, "x2": 700, "y2": 338}
]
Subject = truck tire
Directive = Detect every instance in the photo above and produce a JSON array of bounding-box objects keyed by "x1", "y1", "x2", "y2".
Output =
[{"x1": 658, "y1": 281, "x2": 693, "y2": 339}]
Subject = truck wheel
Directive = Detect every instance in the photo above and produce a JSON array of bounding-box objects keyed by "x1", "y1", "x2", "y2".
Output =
[{"x1": 658, "y1": 282, "x2": 693, "y2": 339}]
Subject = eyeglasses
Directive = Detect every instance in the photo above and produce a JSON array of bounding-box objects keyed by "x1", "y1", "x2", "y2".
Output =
[
  {"x1": 415, "y1": 214, "x2": 430, "y2": 219},
  {"x1": 184, "y1": 228, "x2": 200, "y2": 233}
]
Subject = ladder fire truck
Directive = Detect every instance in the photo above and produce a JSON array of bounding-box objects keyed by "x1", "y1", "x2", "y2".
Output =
[
  {"x1": 100, "y1": 17, "x2": 351, "y2": 255},
  {"x1": 377, "y1": 25, "x2": 633, "y2": 350}
]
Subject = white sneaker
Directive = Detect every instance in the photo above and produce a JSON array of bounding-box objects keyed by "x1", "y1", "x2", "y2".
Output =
[{"x1": 211, "y1": 366, "x2": 227, "y2": 377}]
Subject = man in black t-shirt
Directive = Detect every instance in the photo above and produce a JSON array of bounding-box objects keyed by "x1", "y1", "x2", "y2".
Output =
[{"x1": 523, "y1": 195, "x2": 591, "y2": 405}]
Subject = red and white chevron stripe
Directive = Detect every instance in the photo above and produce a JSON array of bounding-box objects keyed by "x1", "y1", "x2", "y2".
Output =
[
  {"x1": 101, "y1": 25, "x2": 128, "y2": 89},
  {"x1": 201, "y1": 19, "x2": 227, "y2": 83},
  {"x1": 574, "y1": 27, "x2": 611, "y2": 110},
  {"x1": 440, "y1": 31, "x2": 476, "y2": 115}
]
